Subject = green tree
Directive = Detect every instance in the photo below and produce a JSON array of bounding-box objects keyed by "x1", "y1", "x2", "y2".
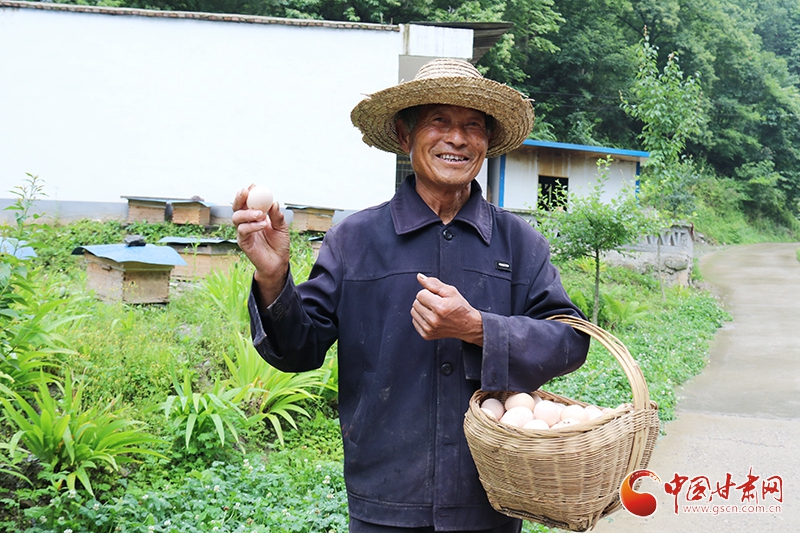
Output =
[
  {"x1": 621, "y1": 32, "x2": 704, "y2": 216},
  {"x1": 539, "y1": 157, "x2": 661, "y2": 324}
]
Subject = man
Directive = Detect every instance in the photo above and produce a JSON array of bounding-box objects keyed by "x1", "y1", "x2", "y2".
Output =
[{"x1": 233, "y1": 58, "x2": 590, "y2": 533}]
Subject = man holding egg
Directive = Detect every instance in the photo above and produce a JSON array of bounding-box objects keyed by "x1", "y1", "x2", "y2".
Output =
[{"x1": 233, "y1": 59, "x2": 590, "y2": 533}]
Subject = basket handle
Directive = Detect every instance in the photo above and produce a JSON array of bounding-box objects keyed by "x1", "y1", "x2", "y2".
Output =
[
  {"x1": 547, "y1": 314, "x2": 655, "y2": 479},
  {"x1": 546, "y1": 314, "x2": 651, "y2": 411}
]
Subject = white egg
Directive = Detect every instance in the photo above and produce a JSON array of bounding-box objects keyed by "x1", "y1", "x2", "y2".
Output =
[
  {"x1": 246, "y1": 185, "x2": 274, "y2": 212},
  {"x1": 523, "y1": 419, "x2": 550, "y2": 430},
  {"x1": 481, "y1": 398, "x2": 505, "y2": 420},
  {"x1": 504, "y1": 406, "x2": 534, "y2": 425},
  {"x1": 499, "y1": 412, "x2": 522, "y2": 427},
  {"x1": 584, "y1": 406, "x2": 603, "y2": 420},
  {"x1": 560, "y1": 404, "x2": 589, "y2": 423},
  {"x1": 504, "y1": 392, "x2": 537, "y2": 412},
  {"x1": 551, "y1": 418, "x2": 581, "y2": 429},
  {"x1": 529, "y1": 392, "x2": 543, "y2": 405},
  {"x1": 480, "y1": 407, "x2": 498, "y2": 419},
  {"x1": 533, "y1": 400, "x2": 561, "y2": 427}
]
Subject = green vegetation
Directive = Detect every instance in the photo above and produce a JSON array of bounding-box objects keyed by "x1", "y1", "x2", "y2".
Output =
[
  {"x1": 537, "y1": 157, "x2": 661, "y2": 323},
  {"x1": 0, "y1": 204, "x2": 731, "y2": 531}
]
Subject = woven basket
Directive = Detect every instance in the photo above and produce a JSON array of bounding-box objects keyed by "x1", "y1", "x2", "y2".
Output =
[{"x1": 463, "y1": 315, "x2": 660, "y2": 532}]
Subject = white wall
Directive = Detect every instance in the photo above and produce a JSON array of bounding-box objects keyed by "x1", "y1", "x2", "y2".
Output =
[
  {"x1": 499, "y1": 151, "x2": 640, "y2": 209},
  {"x1": 502, "y1": 151, "x2": 539, "y2": 210},
  {"x1": 0, "y1": 7, "x2": 402, "y2": 212},
  {"x1": 566, "y1": 158, "x2": 638, "y2": 202}
]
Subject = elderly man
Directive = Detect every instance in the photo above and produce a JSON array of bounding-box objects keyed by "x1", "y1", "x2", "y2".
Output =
[{"x1": 233, "y1": 59, "x2": 590, "y2": 533}]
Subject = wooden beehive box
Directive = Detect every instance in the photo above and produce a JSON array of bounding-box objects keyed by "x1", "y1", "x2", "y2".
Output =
[
  {"x1": 123, "y1": 197, "x2": 168, "y2": 224},
  {"x1": 73, "y1": 244, "x2": 187, "y2": 304},
  {"x1": 122, "y1": 196, "x2": 212, "y2": 226},
  {"x1": 286, "y1": 204, "x2": 336, "y2": 233},
  {"x1": 158, "y1": 237, "x2": 241, "y2": 280},
  {"x1": 170, "y1": 199, "x2": 211, "y2": 226}
]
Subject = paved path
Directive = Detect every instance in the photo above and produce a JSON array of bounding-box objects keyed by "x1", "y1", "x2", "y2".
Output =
[{"x1": 591, "y1": 243, "x2": 800, "y2": 533}]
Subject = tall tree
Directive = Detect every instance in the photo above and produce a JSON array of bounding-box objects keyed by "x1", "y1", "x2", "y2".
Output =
[{"x1": 621, "y1": 32, "x2": 705, "y2": 214}]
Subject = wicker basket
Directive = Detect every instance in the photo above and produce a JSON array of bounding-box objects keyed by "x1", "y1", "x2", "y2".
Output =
[{"x1": 463, "y1": 315, "x2": 660, "y2": 532}]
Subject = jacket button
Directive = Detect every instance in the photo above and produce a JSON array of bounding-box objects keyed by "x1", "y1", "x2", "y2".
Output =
[
  {"x1": 442, "y1": 229, "x2": 454, "y2": 241},
  {"x1": 440, "y1": 363, "x2": 454, "y2": 376}
]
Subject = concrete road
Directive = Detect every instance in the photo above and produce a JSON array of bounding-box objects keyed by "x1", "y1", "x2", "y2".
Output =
[{"x1": 590, "y1": 243, "x2": 800, "y2": 533}]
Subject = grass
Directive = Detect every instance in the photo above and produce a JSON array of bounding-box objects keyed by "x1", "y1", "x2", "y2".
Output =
[
  {"x1": 0, "y1": 218, "x2": 731, "y2": 533},
  {"x1": 550, "y1": 261, "x2": 729, "y2": 422}
]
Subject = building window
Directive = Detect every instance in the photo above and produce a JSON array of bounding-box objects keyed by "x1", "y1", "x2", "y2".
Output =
[{"x1": 538, "y1": 176, "x2": 569, "y2": 210}]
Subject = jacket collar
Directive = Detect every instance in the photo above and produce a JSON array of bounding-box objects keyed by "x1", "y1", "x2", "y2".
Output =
[{"x1": 390, "y1": 175, "x2": 493, "y2": 246}]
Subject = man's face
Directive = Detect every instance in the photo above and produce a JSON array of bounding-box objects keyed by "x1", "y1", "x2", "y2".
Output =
[{"x1": 397, "y1": 104, "x2": 491, "y2": 191}]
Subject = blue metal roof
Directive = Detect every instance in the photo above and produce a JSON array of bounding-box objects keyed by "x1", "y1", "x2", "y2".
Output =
[
  {"x1": 521, "y1": 140, "x2": 649, "y2": 159},
  {"x1": 72, "y1": 244, "x2": 187, "y2": 266}
]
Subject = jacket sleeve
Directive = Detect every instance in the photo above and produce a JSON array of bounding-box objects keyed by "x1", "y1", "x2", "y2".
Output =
[
  {"x1": 248, "y1": 233, "x2": 341, "y2": 373},
  {"x1": 479, "y1": 237, "x2": 590, "y2": 393}
]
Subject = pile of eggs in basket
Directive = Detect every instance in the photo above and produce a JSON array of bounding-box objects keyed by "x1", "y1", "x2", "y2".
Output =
[{"x1": 481, "y1": 392, "x2": 614, "y2": 430}]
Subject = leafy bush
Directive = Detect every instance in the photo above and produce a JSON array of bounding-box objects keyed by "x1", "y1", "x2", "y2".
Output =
[
  {"x1": 13, "y1": 452, "x2": 347, "y2": 533},
  {"x1": 159, "y1": 366, "x2": 254, "y2": 462},
  {"x1": 538, "y1": 159, "x2": 661, "y2": 323},
  {"x1": 0, "y1": 253, "x2": 86, "y2": 400},
  {"x1": 599, "y1": 292, "x2": 650, "y2": 330},
  {"x1": 202, "y1": 258, "x2": 254, "y2": 334},
  {"x1": 1, "y1": 371, "x2": 164, "y2": 495},
  {"x1": 222, "y1": 333, "x2": 328, "y2": 446}
]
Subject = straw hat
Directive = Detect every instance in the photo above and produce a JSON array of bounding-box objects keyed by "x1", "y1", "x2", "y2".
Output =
[{"x1": 350, "y1": 58, "x2": 534, "y2": 158}]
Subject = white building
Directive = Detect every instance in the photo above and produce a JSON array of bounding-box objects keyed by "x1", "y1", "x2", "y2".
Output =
[
  {"x1": 0, "y1": 1, "x2": 483, "y2": 222},
  {"x1": 486, "y1": 140, "x2": 649, "y2": 212},
  {"x1": 0, "y1": 2, "x2": 646, "y2": 225}
]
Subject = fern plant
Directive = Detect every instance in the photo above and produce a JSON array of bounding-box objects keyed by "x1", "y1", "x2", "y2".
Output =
[
  {"x1": 600, "y1": 293, "x2": 650, "y2": 330},
  {"x1": 222, "y1": 332, "x2": 328, "y2": 446},
  {"x1": 159, "y1": 365, "x2": 256, "y2": 456}
]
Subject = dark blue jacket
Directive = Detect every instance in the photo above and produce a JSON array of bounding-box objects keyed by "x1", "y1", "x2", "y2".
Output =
[{"x1": 249, "y1": 176, "x2": 589, "y2": 530}]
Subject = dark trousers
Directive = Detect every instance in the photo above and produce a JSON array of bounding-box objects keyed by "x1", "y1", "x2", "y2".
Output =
[{"x1": 349, "y1": 517, "x2": 523, "y2": 533}]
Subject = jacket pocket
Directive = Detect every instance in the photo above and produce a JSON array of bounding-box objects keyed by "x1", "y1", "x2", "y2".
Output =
[{"x1": 463, "y1": 268, "x2": 512, "y2": 316}]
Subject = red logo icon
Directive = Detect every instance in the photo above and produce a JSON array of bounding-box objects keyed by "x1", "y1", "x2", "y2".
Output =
[{"x1": 619, "y1": 469, "x2": 661, "y2": 517}]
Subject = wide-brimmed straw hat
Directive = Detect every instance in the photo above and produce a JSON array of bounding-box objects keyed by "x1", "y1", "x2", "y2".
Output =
[{"x1": 350, "y1": 58, "x2": 534, "y2": 158}]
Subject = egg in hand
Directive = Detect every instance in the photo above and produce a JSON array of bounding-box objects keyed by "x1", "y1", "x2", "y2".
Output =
[{"x1": 246, "y1": 185, "x2": 275, "y2": 213}]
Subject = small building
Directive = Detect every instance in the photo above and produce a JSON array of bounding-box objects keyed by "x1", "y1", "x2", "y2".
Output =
[
  {"x1": 285, "y1": 204, "x2": 337, "y2": 233},
  {"x1": 72, "y1": 243, "x2": 187, "y2": 303},
  {"x1": 122, "y1": 196, "x2": 212, "y2": 225},
  {"x1": 485, "y1": 140, "x2": 650, "y2": 212},
  {"x1": 170, "y1": 199, "x2": 212, "y2": 226},
  {"x1": 157, "y1": 237, "x2": 240, "y2": 280},
  {"x1": 122, "y1": 196, "x2": 169, "y2": 224}
]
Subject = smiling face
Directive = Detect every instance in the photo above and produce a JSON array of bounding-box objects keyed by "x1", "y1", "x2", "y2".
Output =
[{"x1": 396, "y1": 104, "x2": 491, "y2": 195}]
